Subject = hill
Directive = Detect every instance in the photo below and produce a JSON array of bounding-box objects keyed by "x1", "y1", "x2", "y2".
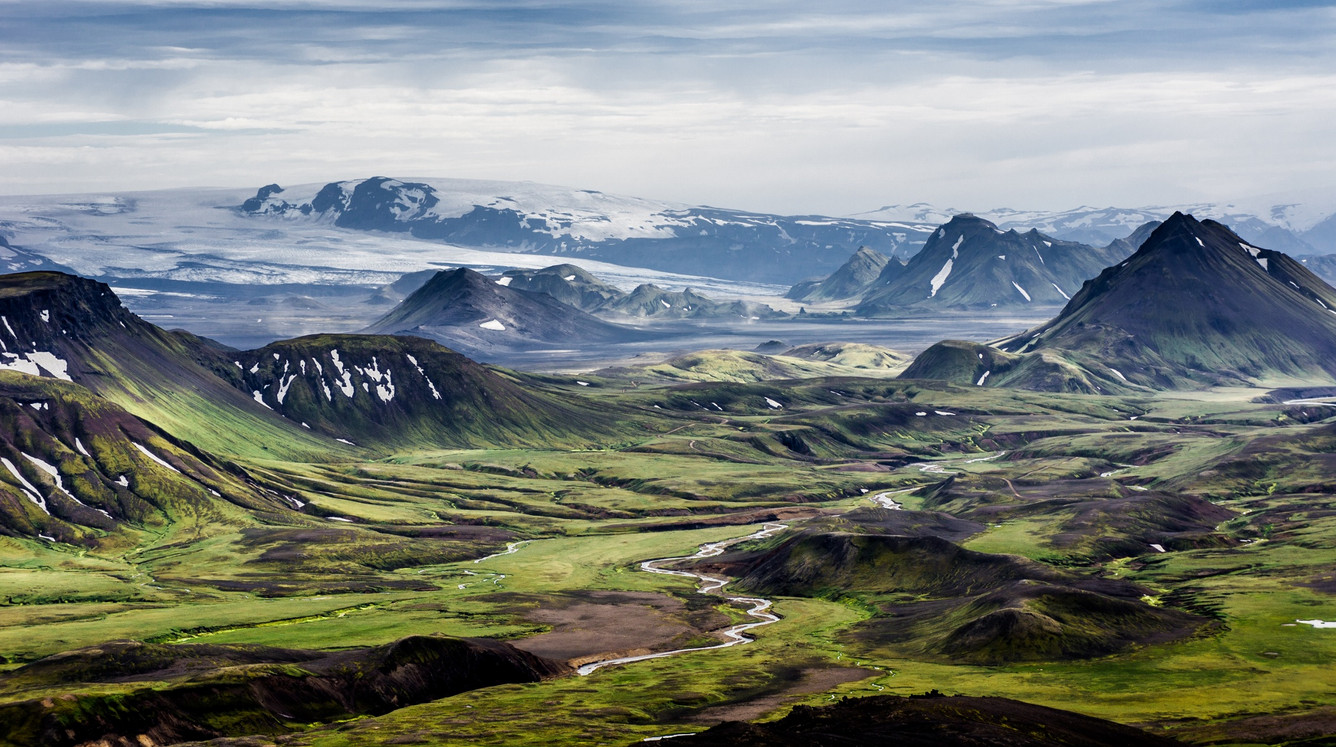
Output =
[
  {"x1": 233, "y1": 333, "x2": 618, "y2": 447},
  {"x1": 676, "y1": 692, "x2": 1182, "y2": 746},
  {"x1": 363, "y1": 267, "x2": 645, "y2": 358},
  {"x1": 725, "y1": 531, "x2": 1205, "y2": 664},
  {"x1": 498, "y1": 264, "x2": 623, "y2": 311},
  {"x1": 856, "y1": 215, "x2": 1129, "y2": 313},
  {"x1": 0, "y1": 635, "x2": 567, "y2": 747},
  {"x1": 595, "y1": 343, "x2": 908, "y2": 384}
]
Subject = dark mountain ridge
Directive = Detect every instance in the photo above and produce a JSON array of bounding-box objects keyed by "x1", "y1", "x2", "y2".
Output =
[
  {"x1": 998, "y1": 212, "x2": 1336, "y2": 389},
  {"x1": 857, "y1": 215, "x2": 1129, "y2": 313}
]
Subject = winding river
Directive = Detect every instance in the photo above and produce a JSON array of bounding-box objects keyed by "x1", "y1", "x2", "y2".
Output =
[{"x1": 577, "y1": 522, "x2": 789, "y2": 676}]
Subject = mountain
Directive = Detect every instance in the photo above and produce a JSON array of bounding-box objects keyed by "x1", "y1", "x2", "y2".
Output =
[
  {"x1": 858, "y1": 196, "x2": 1336, "y2": 253},
  {"x1": 232, "y1": 333, "x2": 617, "y2": 448},
  {"x1": 786, "y1": 247, "x2": 898, "y2": 303},
  {"x1": 856, "y1": 215, "x2": 1129, "y2": 313},
  {"x1": 0, "y1": 272, "x2": 336, "y2": 460},
  {"x1": 912, "y1": 213, "x2": 1336, "y2": 392},
  {"x1": 497, "y1": 264, "x2": 623, "y2": 312},
  {"x1": 363, "y1": 267, "x2": 643, "y2": 357},
  {"x1": 238, "y1": 177, "x2": 937, "y2": 283},
  {"x1": 1103, "y1": 220, "x2": 1161, "y2": 257}
]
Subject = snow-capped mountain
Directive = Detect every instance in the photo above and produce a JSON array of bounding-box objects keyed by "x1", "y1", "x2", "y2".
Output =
[
  {"x1": 855, "y1": 215, "x2": 1129, "y2": 312},
  {"x1": 856, "y1": 196, "x2": 1336, "y2": 254},
  {"x1": 240, "y1": 177, "x2": 938, "y2": 284}
]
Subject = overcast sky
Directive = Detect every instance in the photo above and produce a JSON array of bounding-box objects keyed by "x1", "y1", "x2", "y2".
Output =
[{"x1": 2, "y1": 0, "x2": 1334, "y2": 214}]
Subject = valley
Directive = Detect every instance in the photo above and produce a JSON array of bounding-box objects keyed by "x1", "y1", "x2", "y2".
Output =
[
  {"x1": 0, "y1": 192, "x2": 1333, "y2": 745},
  {"x1": 1, "y1": 364, "x2": 1334, "y2": 745}
]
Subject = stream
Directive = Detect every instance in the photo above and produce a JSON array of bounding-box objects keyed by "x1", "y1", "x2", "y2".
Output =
[{"x1": 577, "y1": 522, "x2": 789, "y2": 676}]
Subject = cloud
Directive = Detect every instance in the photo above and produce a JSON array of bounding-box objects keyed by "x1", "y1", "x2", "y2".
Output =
[{"x1": 0, "y1": 1, "x2": 1333, "y2": 213}]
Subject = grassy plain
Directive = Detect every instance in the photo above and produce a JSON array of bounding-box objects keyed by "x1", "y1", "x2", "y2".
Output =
[{"x1": 2, "y1": 378, "x2": 1334, "y2": 744}]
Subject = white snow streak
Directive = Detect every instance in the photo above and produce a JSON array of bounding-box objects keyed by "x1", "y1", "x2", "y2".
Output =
[
  {"x1": 479, "y1": 319, "x2": 506, "y2": 331},
  {"x1": 2, "y1": 457, "x2": 47, "y2": 513},
  {"x1": 133, "y1": 443, "x2": 181, "y2": 473},
  {"x1": 1011, "y1": 281, "x2": 1031, "y2": 302},
  {"x1": 976, "y1": 370, "x2": 991, "y2": 386}
]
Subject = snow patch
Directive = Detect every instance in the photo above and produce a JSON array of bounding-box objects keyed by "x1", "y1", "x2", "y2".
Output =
[
  {"x1": 564, "y1": 275, "x2": 576, "y2": 281},
  {"x1": 405, "y1": 353, "x2": 442, "y2": 400},
  {"x1": 479, "y1": 319, "x2": 506, "y2": 331},
  {"x1": 2, "y1": 456, "x2": 47, "y2": 513},
  {"x1": 1051, "y1": 283, "x2": 1070, "y2": 300},
  {"x1": 1011, "y1": 281, "x2": 1031, "y2": 302},
  {"x1": 39, "y1": 310, "x2": 49, "y2": 323},
  {"x1": 1257, "y1": 257, "x2": 1269, "y2": 271},
  {"x1": 1196, "y1": 237, "x2": 1205, "y2": 247},
  {"x1": 75, "y1": 438, "x2": 89, "y2": 457},
  {"x1": 928, "y1": 236, "x2": 964, "y2": 298},
  {"x1": 765, "y1": 397, "x2": 783, "y2": 409},
  {"x1": 1297, "y1": 619, "x2": 1336, "y2": 629},
  {"x1": 1240, "y1": 242, "x2": 1260, "y2": 257},
  {"x1": 0, "y1": 351, "x2": 72, "y2": 381},
  {"x1": 134, "y1": 443, "x2": 181, "y2": 473},
  {"x1": 1109, "y1": 368, "x2": 1128, "y2": 382},
  {"x1": 252, "y1": 390, "x2": 272, "y2": 409},
  {"x1": 495, "y1": 276, "x2": 512, "y2": 286},
  {"x1": 576, "y1": 380, "x2": 590, "y2": 386},
  {"x1": 0, "y1": 317, "x2": 13, "y2": 338},
  {"x1": 335, "y1": 438, "x2": 357, "y2": 446},
  {"x1": 934, "y1": 410, "x2": 955, "y2": 416},
  {"x1": 1149, "y1": 543, "x2": 1166, "y2": 553},
  {"x1": 976, "y1": 370, "x2": 991, "y2": 386}
]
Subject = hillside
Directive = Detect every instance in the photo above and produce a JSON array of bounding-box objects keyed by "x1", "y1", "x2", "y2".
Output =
[
  {"x1": 857, "y1": 215, "x2": 1128, "y2": 313},
  {"x1": 233, "y1": 333, "x2": 619, "y2": 447},
  {"x1": 0, "y1": 371, "x2": 286, "y2": 546},
  {"x1": 0, "y1": 272, "x2": 338, "y2": 460}
]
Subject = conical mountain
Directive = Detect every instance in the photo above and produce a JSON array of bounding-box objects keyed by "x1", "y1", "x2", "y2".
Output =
[
  {"x1": 996, "y1": 212, "x2": 1336, "y2": 389},
  {"x1": 364, "y1": 268, "x2": 641, "y2": 356},
  {"x1": 786, "y1": 247, "x2": 896, "y2": 302},
  {"x1": 857, "y1": 215, "x2": 1128, "y2": 313},
  {"x1": 498, "y1": 264, "x2": 623, "y2": 312}
]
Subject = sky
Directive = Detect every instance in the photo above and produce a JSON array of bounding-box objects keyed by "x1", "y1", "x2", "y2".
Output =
[{"x1": 1, "y1": 0, "x2": 1335, "y2": 215}]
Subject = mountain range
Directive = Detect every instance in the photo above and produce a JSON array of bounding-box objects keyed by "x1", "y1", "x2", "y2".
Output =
[
  {"x1": 238, "y1": 178, "x2": 936, "y2": 284},
  {"x1": 902, "y1": 212, "x2": 1336, "y2": 392},
  {"x1": 500, "y1": 264, "x2": 780, "y2": 320}
]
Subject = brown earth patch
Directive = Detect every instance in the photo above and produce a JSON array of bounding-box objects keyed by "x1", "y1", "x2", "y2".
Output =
[
  {"x1": 499, "y1": 591, "x2": 730, "y2": 664},
  {"x1": 688, "y1": 667, "x2": 873, "y2": 724}
]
